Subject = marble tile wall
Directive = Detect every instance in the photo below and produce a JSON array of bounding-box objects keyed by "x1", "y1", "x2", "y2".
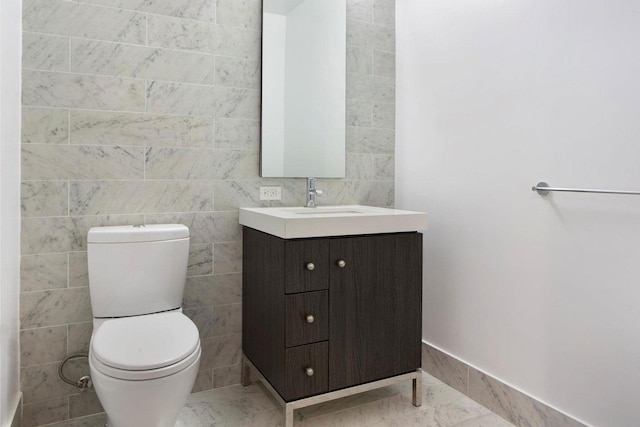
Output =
[
  {"x1": 20, "y1": 0, "x2": 396, "y2": 425},
  {"x1": 421, "y1": 343, "x2": 586, "y2": 427}
]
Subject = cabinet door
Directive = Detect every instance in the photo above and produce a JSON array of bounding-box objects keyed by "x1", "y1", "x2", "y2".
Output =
[{"x1": 328, "y1": 233, "x2": 422, "y2": 390}]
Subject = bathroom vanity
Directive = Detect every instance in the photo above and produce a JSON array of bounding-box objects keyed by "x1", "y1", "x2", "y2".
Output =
[{"x1": 240, "y1": 205, "x2": 427, "y2": 426}]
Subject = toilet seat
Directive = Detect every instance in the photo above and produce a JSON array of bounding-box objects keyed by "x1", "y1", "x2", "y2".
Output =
[{"x1": 91, "y1": 312, "x2": 201, "y2": 381}]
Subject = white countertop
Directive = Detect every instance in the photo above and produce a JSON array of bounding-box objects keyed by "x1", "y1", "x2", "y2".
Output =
[{"x1": 239, "y1": 205, "x2": 427, "y2": 239}]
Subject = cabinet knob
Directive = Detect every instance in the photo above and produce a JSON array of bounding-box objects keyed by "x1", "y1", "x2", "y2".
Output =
[
  {"x1": 306, "y1": 262, "x2": 315, "y2": 271},
  {"x1": 305, "y1": 367, "x2": 315, "y2": 377},
  {"x1": 305, "y1": 314, "x2": 315, "y2": 324},
  {"x1": 337, "y1": 259, "x2": 346, "y2": 268}
]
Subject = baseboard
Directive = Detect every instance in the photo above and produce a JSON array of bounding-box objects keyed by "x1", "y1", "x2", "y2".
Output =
[
  {"x1": 7, "y1": 393, "x2": 22, "y2": 427},
  {"x1": 421, "y1": 341, "x2": 588, "y2": 427}
]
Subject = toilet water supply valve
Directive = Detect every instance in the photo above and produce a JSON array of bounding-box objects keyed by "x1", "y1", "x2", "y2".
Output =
[{"x1": 59, "y1": 353, "x2": 93, "y2": 391}]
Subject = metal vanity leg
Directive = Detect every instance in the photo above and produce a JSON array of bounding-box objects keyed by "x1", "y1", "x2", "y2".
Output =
[
  {"x1": 285, "y1": 404, "x2": 294, "y2": 427},
  {"x1": 412, "y1": 370, "x2": 422, "y2": 407},
  {"x1": 241, "y1": 355, "x2": 251, "y2": 386}
]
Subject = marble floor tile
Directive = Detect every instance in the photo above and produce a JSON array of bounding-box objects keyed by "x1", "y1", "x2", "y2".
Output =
[{"x1": 175, "y1": 371, "x2": 514, "y2": 427}]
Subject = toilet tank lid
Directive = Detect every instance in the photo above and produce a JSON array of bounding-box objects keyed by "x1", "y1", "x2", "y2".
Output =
[{"x1": 88, "y1": 224, "x2": 189, "y2": 243}]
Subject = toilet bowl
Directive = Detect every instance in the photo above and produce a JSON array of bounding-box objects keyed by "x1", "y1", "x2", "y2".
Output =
[
  {"x1": 89, "y1": 312, "x2": 200, "y2": 427},
  {"x1": 87, "y1": 224, "x2": 200, "y2": 427}
]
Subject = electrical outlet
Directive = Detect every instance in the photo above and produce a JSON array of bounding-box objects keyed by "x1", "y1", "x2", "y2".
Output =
[{"x1": 260, "y1": 186, "x2": 282, "y2": 201}]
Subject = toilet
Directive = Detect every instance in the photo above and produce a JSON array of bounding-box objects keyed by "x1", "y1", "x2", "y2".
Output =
[{"x1": 87, "y1": 224, "x2": 201, "y2": 427}]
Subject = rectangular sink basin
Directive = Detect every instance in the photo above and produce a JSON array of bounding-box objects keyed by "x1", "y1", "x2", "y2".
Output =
[{"x1": 239, "y1": 205, "x2": 427, "y2": 239}]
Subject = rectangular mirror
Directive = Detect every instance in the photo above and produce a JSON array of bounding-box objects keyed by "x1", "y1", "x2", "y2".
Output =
[{"x1": 261, "y1": 0, "x2": 346, "y2": 178}]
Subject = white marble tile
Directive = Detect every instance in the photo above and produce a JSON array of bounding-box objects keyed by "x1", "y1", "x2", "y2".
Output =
[
  {"x1": 373, "y1": 51, "x2": 395, "y2": 77},
  {"x1": 214, "y1": 241, "x2": 242, "y2": 274},
  {"x1": 215, "y1": 118, "x2": 260, "y2": 150},
  {"x1": 20, "y1": 326, "x2": 67, "y2": 367},
  {"x1": 347, "y1": 19, "x2": 395, "y2": 52},
  {"x1": 146, "y1": 80, "x2": 260, "y2": 118},
  {"x1": 21, "y1": 214, "x2": 145, "y2": 254},
  {"x1": 347, "y1": 0, "x2": 373, "y2": 22},
  {"x1": 67, "y1": 322, "x2": 92, "y2": 355},
  {"x1": 216, "y1": 0, "x2": 262, "y2": 30},
  {"x1": 68, "y1": 252, "x2": 89, "y2": 289},
  {"x1": 178, "y1": 383, "x2": 279, "y2": 426},
  {"x1": 70, "y1": 0, "x2": 216, "y2": 22},
  {"x1": 69, "y1": 180, "x2": 214, "y2": 215},
  {"x1": 297, "y1": 381, "x2": 408, "y2": 422},
  {"x1": 211, "y1": 303, "x2": 242, "y2": 337},
  {"x1": 145, "y1": 211, "x2": 241, "y2": 244},
  {"x1": 215, "y1": 56, "x2": 260, "y2": 89},
  {"x1": 346, "y1": 126, "x2": 395, "y2": 154},
  {"x1": 183, "y1": 273, "x2": 242, "y2": 309},
  {"x1": 21, "y1": 253, "x2": 68, "y2": 292},
  {"x1": 188, "y1": 244, "x2": 214, "y2": 277},
  {"x1": 43, "y1": 413, "x2": 107, "y2": 427},
  {"x1": 141, "y1": 153, "x2": 256, "y2": 187},
  {"x1": 373, "y1": 0, "x2": 395, "y2": 28},
  {"x1": 347, "y1": 73, "x2": 395, "y2": 103},
  {"x1": 200, "y1": 334, "x2": 242, "y2": 369},
  {"x1": 213, "y1": 179, "x2": 305, "y2": 211},
  {"x1": 23, "y1": 70, "x2": 146, "y2": 111},
  {"x1": 23, "y1": 0, "x2": 145, "y2": 44},
  {"x1": 347, "y1": 99, "x2": 373, "y2": 127},
  {"x1": 22, "y1": 397, "x2": 68, "y2": 427},
  {"x1": 422, "y1": 343, "x2": 469, "y2": 396},
  {"x1": 192, "y1": 368, "x2": 214, "y2": 393},
  {"x1": 145, "y1": 147, "x2": 215, "y2": 180},
  {"x1": 22, "y1": 33, "x2": 69, "y2": 72},
  {"x1": 69, "y1": 392, "x2": 103, "y2": 419},
  {"x1": 373, "y1": 154, "x2": 395, "y2": 180},
  {"x1": 21, "y1": 181, "x2": 68, "y2": 218},
  {"x1": 451, "y1": 413, "x2": 514, "y2": 427},
  {"x1": 148, "y1": 15, "x2": 261, "y2": 58},
  {"x1": 468, "y1": 368, "x2": 583, "y2": 427},
  {"x1": 22, "y1": 107, "x2": 69, "y2": 145},
  {"x1": 346, "y1": 153, "x2": 373, "y2": 180},
  {"x1": 322, "y1": 180, "x2": 394, "y2": 207},
  {"x1": 184, "y1": 307, "x2": 214, "y2": 338},
  {"x1": 71, "y1": 39, "x2": 217, "y2": 85},
  {"x1": 21, "y1": 362, "x2": 80, "y2": 404},
  {"x1": 21, "y1": 287, "x2": 93, "y2": 329},
  {"x1": 347, "y1": 45, "x2": 373, "y2": 74},
  {"x1": 22, "y1": 144, "x2": 144, "y2": 181},
  {"x1": 373, "y1": 102, "x2": 395, "y2": 129},
  {"x1": 213, "y1": 363, "x2": 241, "y2": 388},
  {"x1": 212, "y1": 150, "x2": 260, "y2": 179},
  {"x1": 70, "y1": 111, "x2": 213, "y2": 148}
]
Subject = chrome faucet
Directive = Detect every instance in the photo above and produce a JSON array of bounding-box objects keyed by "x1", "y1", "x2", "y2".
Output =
[{"x1": 305, "y1": 178, "x2": 323, "y2": 207}]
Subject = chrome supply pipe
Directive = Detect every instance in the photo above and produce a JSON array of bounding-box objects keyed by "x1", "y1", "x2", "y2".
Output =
[{"x1": 59, "y1": 353, "x2": 93, "y2": 391}]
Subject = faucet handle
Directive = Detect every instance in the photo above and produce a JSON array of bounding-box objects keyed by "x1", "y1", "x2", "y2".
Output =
[{"x1": 315, "y1": 189, "x2": 323, "y2": 197}]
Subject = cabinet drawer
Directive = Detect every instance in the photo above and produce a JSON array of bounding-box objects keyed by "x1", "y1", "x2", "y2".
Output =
[
  {"x1": 285, "y1": 291, "x2": 329, "y2": 347},
  {"x1": 284, "y1": 239, "x2": 329, "y2": 293},
  {"x1": 284, "y1": 341, "x2": 328, "y2": 401}
]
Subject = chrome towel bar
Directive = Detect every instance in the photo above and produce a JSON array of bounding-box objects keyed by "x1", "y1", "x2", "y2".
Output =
[{"x1": 532, "y1": 182, "x2": 640, "y2": 196}]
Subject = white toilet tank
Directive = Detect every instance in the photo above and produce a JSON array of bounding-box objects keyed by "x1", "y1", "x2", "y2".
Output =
[{"x1": 87, "y1": 224, "x2": 190, "y2": 318}]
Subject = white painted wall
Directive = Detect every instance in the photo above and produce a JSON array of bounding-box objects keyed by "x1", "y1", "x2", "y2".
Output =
[
  {"x1": 397, "y1": 1, "x2": 640, "y2": 426},
  {"x1": 0, "y1": 0, "x2": 22, "y2": 424}
]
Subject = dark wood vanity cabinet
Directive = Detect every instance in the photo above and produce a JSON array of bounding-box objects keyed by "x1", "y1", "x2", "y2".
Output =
[{"x1": 242, "y1": 227, "x2": 422, "y2": 402}]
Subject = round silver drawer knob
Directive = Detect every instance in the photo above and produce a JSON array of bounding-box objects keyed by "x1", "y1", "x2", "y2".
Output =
[
  {"x1": 337, "y1": 259, "x2": 346, "y2": 268},
  {"x1": 305, "y1": 367, "x2": 315, "y2": 377},
  {"x1": 306, "y1": 262, "x2": 315, "y2": 271},
  {"x1": 306, "y1": 314, "x2": 315, "y2": 324}
]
